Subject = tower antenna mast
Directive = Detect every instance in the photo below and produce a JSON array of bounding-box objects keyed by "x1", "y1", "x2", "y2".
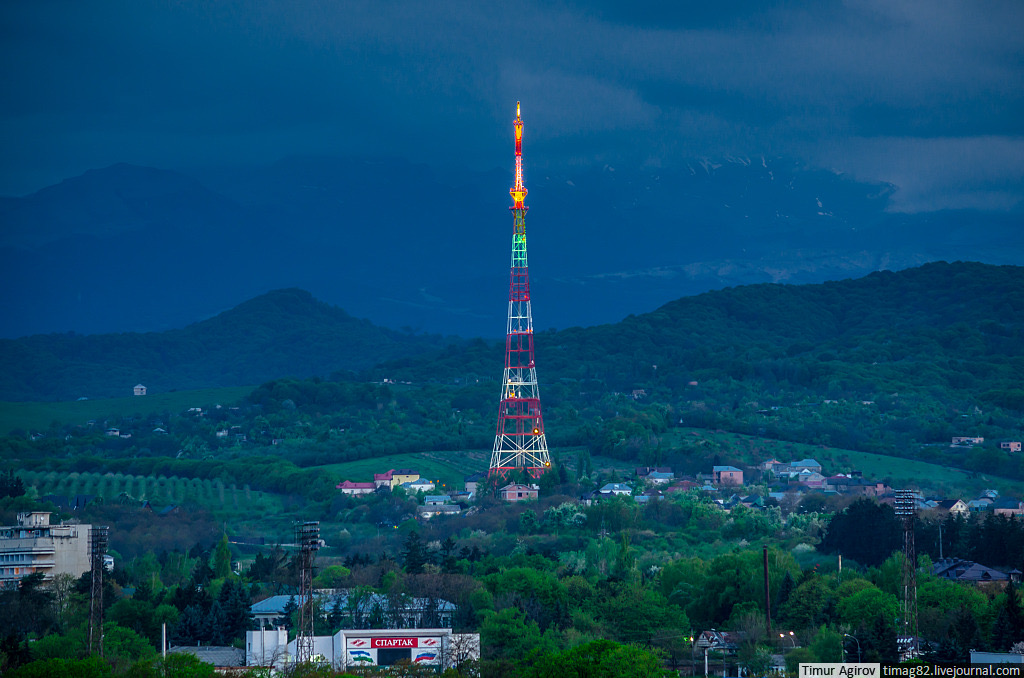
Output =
[{"x1": 489, "y1": 102, "x2": 552, "y2": 479}]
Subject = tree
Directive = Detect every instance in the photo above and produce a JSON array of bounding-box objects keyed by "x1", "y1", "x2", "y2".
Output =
[
  {"x1": 864, "y1": 612, "x2": 898, "y2": 662},
  {"x1": 837, "y1": 587, "x2": 899, "y2": 632},
  {"x1": 217, "y1": 580, "x2": 252, "y2": 643},
  {"x1": 479, "y1": 608, "x2": 553, "y2": 669},
  {"x1": 3, "y1": 656, "x2": 113, "y2": 678},
  {"x1": 518, "y1": 509, "x2": 539, "y2": 534},
  {"x1": 0, "y1": 470, "x2": 25, "y2": 499},
  {"x1": 274, "y1": 596, "x2": 298, "y2": 631},
  {"x1": 776, "y1": 570, "x2": 796, "y2": 612},
  {"x1": 528, "y1": 639, "x2": 672, "y2": 678},
  {"x1": 598, "y1": 582, "x2": 688, "y2": 645},
  {"x1": 402, "y1": 531, "x2": 428, "y2": 575},
  {"x1": 819, "y1": 498, "x2": 901, "y2": 567},
  {"x1": 738, "y1": 644, "x2": 774, "y2": 678},
  {"x1": 785, "y1": 647, "x2": 816, "y2": 676},
  {"x1": 780, "y1": 578, "x2": 831, "y2": 630},
  {"x1": 312, "y1": 565, "x2": 351, "y2": 589},
  {"x1": 991, "y1": 581, "x2": 1024, "y2": 650},
  {"x1": 211, "y1": 534, "x2": 232, "y2": 580},
  {"x1": 810, "y1": 626, "x2": 843, "y2": 663}
]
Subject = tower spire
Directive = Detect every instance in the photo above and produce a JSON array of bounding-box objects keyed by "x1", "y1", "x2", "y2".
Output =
[{"x1": 489, "y1": 102, "x2": 552, "y2": 479}]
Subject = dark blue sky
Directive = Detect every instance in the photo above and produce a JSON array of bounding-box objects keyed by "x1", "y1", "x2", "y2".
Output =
[{"x1": 2, "y1": 0, "x2": 1022, "y2": 211}]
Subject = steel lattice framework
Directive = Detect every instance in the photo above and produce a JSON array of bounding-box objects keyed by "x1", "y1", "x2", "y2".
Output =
[
  {"x1": 88, "y1": 525, "x2": 109, "y2": 657},
  {"x1": 894, "y1": 490, "x2": 919, "y2": 659},
  {"x1": 295, "y1": 521, "x2": 320, "y2": 664},
  {"x1": 489, "y1": 103, "x2": 551, "y2": 478}
]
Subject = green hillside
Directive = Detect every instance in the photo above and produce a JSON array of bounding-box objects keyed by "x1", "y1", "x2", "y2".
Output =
[
  {"x1": 0, "y1": 288, "x2": 448, "y2": 401},
  {"x1": 4, "y1": 261, "x2": 1023, "y2": 500},
  {"x1": 0, "y1": 386, "x2": 254, "y2": 435}
]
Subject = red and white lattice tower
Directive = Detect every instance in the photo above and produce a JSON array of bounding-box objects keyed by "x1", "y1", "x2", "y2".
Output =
[{"x1": 489, "y1": 102, "x2": 552, "y2": 479}]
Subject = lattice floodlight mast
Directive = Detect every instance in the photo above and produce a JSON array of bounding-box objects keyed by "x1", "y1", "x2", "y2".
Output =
[
  {"x1": 88, "y1": 525, "x2": 109, "y2": 657},
  {"x1": 295, "y1": 521, "x2": 321, "y2": 664},
  {"x1": 489, "y1": 102, "x2": 552, "y2": 479},
  {"x1": 894, "y1": 490, "x2": 919, "y2": 659}
]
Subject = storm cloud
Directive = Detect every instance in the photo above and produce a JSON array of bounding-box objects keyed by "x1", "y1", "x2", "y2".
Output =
[{"x1": 1, "y1": 0, "x2": 1022, "y2": 210}]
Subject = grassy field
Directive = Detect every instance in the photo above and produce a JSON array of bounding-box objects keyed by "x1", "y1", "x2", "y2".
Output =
[
  {"x1": 671, "y1": 427, "x2": 1024, "y2": 498},
  {"x1": 21, "y1": 468, "x2": 283, "y2": 517},
  {"x1": 313, "y1": 448, "x2": 491, "y2": 490},
  {"x1": 0, "y1": 386, "x2": 255, "y2": 434}
]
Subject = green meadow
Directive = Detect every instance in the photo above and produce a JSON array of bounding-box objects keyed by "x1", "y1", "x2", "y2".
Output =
[{"x1": 0, "y1": 386, "x2": 255, "y2": 434}]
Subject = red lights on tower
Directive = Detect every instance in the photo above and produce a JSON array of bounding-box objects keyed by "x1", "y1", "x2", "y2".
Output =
[{"x1": 489, "y1": 102, "x2": 552, "y2": 479}]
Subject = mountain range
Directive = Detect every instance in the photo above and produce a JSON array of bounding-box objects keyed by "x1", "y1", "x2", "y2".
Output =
[{"x1": 1, "y1": 157, "x2": 1021, "y2": 340}]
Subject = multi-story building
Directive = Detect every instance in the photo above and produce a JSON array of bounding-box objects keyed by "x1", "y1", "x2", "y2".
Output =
[{"x1": 0, "y1": 512, "x2": 92, "y2": 586}]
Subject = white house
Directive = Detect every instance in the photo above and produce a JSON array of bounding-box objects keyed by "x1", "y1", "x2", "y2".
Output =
[
  {"x1": 402, "y1": 479, "x2": 436, "y2": 493},
  {"x1": 600, "y1": 483, "x2": 632, "y2": 496}
]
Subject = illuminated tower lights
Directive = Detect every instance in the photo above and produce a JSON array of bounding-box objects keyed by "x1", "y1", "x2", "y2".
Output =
[{"x1": 488, "y1": 103, "x2": 552, "y2": 479}]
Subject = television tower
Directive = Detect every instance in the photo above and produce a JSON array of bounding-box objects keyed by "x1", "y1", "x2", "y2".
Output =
[{"x1": 489, "y1": 102, "x2": 552, "y2": 479}]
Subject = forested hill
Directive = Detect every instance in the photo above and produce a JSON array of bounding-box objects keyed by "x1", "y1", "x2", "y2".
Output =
[
  {"x1": 3, "y1": 262, "x2": 1021, "y2": 411},
  {"x1": 566, "y1": 260, "x2": 1019, "y2": 407},
  {"x1": 371, "y1": 261, "x2": 1024, "y2": 430},
  {"x1": 0, "y1": 289, "x2": 446, "y2": 401}
]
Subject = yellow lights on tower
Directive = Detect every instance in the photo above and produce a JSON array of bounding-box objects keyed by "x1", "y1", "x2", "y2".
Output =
[{"x1": 533, "y1": 427, "x2": 540, "y2": 435}]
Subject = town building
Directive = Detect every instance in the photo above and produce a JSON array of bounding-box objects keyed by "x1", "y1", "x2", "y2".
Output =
[
  {"x1": 133, "y1": 384, "x2": 147, "y2": 396},
  {"x1": 932, "y1": 499, "x2": 970, "y2": 517},
  {"x1": 1001, "y1": 442, "x2": 1022, "y2": 453},
  {"x1": 785, "y1": 459, "x2": 822, "y2": 474},
  {"x1": 0, "y1": 512, "x2": 92, "y2": 586},
  {"x1": 336, "y1": 481, "x2": 376, "y2": 496},
  {"x1": 417, "y1": 505, "x2": 461, "y2": 520},
  {"x1": 167, "y1": 645, "x2": 245, "y2": 670},
  {"x1": 250, "y1": 592, "x2": 455, "y2": 629},
  {"x1": 713, "y1": 466, "x2": 744, "y2": 486},
  {"x1": 463, "y1": 472, "x2": 486, "y2": 494},
  {"x1": 402, "y1": 478, "x2": 435, "y2": 493},
  {"x1": 599, "y1": 483, "x2": 632, "y2": 496},
  {"x1": 373, "y1": 469, "x2": 420, "y2": 489},
  {"x1": 635, "y1": 466, "x2": 672, "y2": 478},
  {"x1": 932, "y1": 558, "x2": 1021, "y2": 586},
  {"x1": 992, "y1": 498, "x2": 1024, "y2": 517},
  {"x1": 246, "y1": 627, "x2": 479, "y2": 672},
  {"x1": 498, "y1": 483, "x2": 538, "y2": 502}
]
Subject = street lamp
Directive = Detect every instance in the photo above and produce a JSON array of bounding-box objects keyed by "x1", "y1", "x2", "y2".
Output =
[
  {"x1": 843, "y1": 634, "x2": 862, "y2": 663},
  {"x1": 779, "y1": 631, "x2": 795, "y2": 648}
]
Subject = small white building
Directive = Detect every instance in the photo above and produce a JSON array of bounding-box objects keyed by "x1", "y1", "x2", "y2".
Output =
[
  {"x1": 600, "y1": 483, "x2": 633, "y2": 496},
  {"x1": 336, "y1": 481, "x2": 376, "y2": 495},
  {"x1": 133, "y1": 384, "x2": 147, "y2": 396},
  {"x1": 402, "y1": 479, "x2": 436, "y2": 493}
]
